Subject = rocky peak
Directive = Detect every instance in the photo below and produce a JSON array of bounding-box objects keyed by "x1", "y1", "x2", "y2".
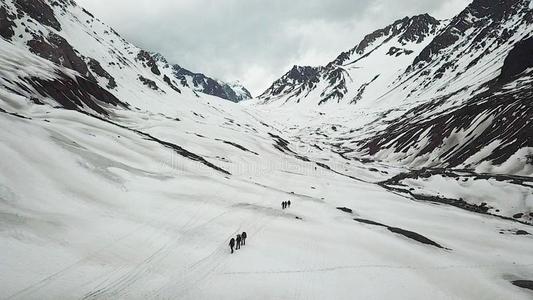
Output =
[
  {"x1": 171, "y1": 65, "x2": 251, "y2": 102},
  {"x1": 136, "y1": 50, "x2": 161, "y2": 76},
  {"x1": 286, "y1": 65, "x2": 321, "y2": 83},
  {"x1": 258, "y1": 65, "x2": 322, "y2": 101},
  {"x1": 411, "y1": 0, "x2": 531, "y2": 68},
  {"x1": 398, "y1": 13, "x2": 441, "y2": 44},
  {"x1": 332, "y1": 14, "x2": 440, "y2": 66}
]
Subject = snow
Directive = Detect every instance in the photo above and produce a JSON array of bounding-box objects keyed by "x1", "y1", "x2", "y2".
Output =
[
  {"x1": 1, "y1": 0, "x2": 533, "y2": 299},
  {"x1": 402, "y1": 174, "x2": 533, "y2": 219},
  {"x1": 1, "y1": 93, "x2": 533, "y2": 299}
]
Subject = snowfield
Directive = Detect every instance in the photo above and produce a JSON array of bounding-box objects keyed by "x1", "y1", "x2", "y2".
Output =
[{"x1": 1, "y1": 97, "x2": 533, "y2": 299}]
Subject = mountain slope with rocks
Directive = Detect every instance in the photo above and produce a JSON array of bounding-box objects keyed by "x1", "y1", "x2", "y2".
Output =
[
  {"x1": 0, "y1": 0, "x2": 250, "y2": 108},
  {"x1": 256, "y1": 0, "x2": 533, "y2": 177}
]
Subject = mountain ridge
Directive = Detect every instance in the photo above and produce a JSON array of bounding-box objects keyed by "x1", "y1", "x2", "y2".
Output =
[{"x1": 0, "y1": 0, "x2": 251, "y2": 106}]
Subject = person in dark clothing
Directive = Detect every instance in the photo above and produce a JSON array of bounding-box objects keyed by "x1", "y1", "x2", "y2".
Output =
[
  {"x1": 229, "y1": 238, "x2": 235, "y2": 254},
  {"x1": 288, "y1": 200, "x2": 291, "y2": 208},
  {"x1": 236, "y1": 234, "x2": 242, "y2": 250},
  {"x1": 281, "y1": 202, "x2": 285, "y2": 209},
  {"x1": 241, "y1": 232, "x2": 247, "y2": 245}
]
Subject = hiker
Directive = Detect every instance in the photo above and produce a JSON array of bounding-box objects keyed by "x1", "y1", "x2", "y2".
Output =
[
  {"x1": 229, "y1": 238, "x2": 235, "y2": 254},
  {"x1": 236, "y1": 234, "x2": 242, "y2": 250},
  {"x1": 288, "y1": 200, "x2": 291, "y2": 208},
  {"x1": 281, "y1": 201, "x2": 285, "y2": 209},
  {"x1": 241, "y1": 231, "x2": 247, "y2": 245}
]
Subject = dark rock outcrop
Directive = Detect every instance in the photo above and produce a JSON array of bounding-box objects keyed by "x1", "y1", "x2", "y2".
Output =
[
  {"x1": 163, "y1": 75, "x2": 181, "y2": 93},
  {"x1": 172, "y1": 65, "x2": 252, "y2": 102},
  {"x1": 26, "y1": 73, "x2": 128, "y2": 115},
  {"x1": 88, "y1": 58, "x2": 117, "y2": 89},
  {"x1": 354, "y1": 218, "x2": 446, "y2": 249},
  {"x1": 512, "y1": 280, "x2": 533, "y2": 291},
  {"x1": 27, "y1": 33, "x2": 95, "y2": 81},
  {"x1": 15, "y1": 0, "x2": 61, "y2": 31},
  {"x1": 499, "y1": 36, "x2": 533, "y2": 83},
  {"x1": 0, "y1": 6, "x2": 16, "y2": 40},
  {"x1": 336, "y1": 207, "x2": 353, "y2": 214},
  {"x1": 136, "y1": 50, "x2": 161, "y2": 76},
  {"x1": 259, "y1": 65, "x2": 321, "y2": 101},
  {"x1": 138, "y1": 75, "x2": 161, "y2": 91}
]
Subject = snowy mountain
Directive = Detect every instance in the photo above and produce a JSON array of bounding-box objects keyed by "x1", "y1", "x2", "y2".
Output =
[
  {"x1": 257, "y1": 0, "x2": 533, "y2": 176},
  {"x1": 1, "y1": 0, "x2": 533, "y2": 299},
  {"x1": 259, "y1": 13, "x2": 444, "y2": 105},
  {"x1": 0, "y1": 0, "x2": 250, "y2": 108},
  {"x1": 172, "y1": 65, "x2": 252, "y2": 102}
]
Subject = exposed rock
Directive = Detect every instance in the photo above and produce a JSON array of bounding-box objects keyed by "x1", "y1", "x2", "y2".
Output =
[
  {"x1": 269, "y1": 133, "x2": 295, "y2": 154},
  {"x1": 259, "y1": 65, "x2": 321, "y2": 101},
  {"x1": 515, "y1": 230, "x2": 530, "y2": 235},
  {"x1": 27, "y1": 33, "x2": 95, "y2": 81},
  {"x1": 172, "y1": 65, "x2": 252, "y2": 102},
  {"x1": 513, "y1": 213, "x2": 524, "y2": 219},
  {"x1": 512, "y1": 280, "x2": 533, "y2": 291},
  {"x1": 15, "y1": 0, "x2": 61, "y2": 31},
  {"x1": 215, "y1": 139, "x2": 259, "y2": 155},
  {"x1": 163, "y1": 75, "x2": 181, "y2": 93},
  {"x1": 386, "y1": 47, "x2": 414, "y2": 56},
  {"x1": 138, "y1": 75, "x2": 161, "y2": 91},
  {"x1": 0, "y1": 6, "x2": 16, "y2": 40},
  {"x1": 499, "y1": 36, "x2": 533, "y2": 84},
  {"x1": 354, "y1": 218, "x2": 445, "y2": 249},
  {"x1": 26, "y1": 73, "x2": 128, "y2": 115},
  {"x1": 136, "y1": 50, "x2": 161, "y2": 76},
  {"x1": 87, "y1": 58, "x2": 117, "y2": 89},
  {"x1": 336, "y1": 207, "x2": 353, "y2": 214}
]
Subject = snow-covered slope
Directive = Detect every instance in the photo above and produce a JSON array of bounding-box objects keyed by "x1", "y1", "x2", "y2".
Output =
[{"x1": 1, "y1": 0, "x2": 533, "y2": 299}]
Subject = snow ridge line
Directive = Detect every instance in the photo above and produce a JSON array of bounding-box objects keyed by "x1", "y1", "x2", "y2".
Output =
[
  {"x1": 77, "y1": 110, "x2": 231, "y2": 175},
  {"x1": 0, "y1": 108, "x2": 231, "y2": 175}
]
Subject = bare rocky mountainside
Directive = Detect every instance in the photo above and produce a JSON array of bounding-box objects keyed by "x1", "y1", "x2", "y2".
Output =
[{"x1": 0, "y1": 0, "x2": 532, "y2": 299}]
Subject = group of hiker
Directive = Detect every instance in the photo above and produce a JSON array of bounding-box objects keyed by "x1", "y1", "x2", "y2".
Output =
[
  {"x1": 228, "y1": 200, "x2": 294, "y2": 253},
  {"x1": 229, "y1": 231, "x2": 247, "y2": 254},
  {"x1": 282, "y1": 200, "x2": 291, "y2": 209}
]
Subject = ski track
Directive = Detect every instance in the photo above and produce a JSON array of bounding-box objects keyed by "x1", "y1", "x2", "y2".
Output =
[
  {"x1": 221, "y1": 262, "x2": 533, "y2": 275},
  {"x1": 4, "y1": 202, "x2": 192, "y2": 300},
  {"x1": 81, "y1": 209, "x2": 233, "y2": 299},
  {"x1": 154, "y1": 212, "x2": 276, "y2": 299}
]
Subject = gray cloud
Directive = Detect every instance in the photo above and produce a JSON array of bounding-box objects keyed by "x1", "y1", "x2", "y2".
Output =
[{"x1": 76, "y1": 0, "x2": 471, "y2": 95}]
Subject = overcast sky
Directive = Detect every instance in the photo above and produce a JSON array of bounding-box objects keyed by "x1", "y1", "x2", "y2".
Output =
[{"x1": 76, "y1": 0, "x2": 471, "y2": 95}]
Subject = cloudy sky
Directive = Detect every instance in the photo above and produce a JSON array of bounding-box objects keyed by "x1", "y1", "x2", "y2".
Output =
[{"x1": 76, "y1": 0, "x2": 470, "y2": 96}]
